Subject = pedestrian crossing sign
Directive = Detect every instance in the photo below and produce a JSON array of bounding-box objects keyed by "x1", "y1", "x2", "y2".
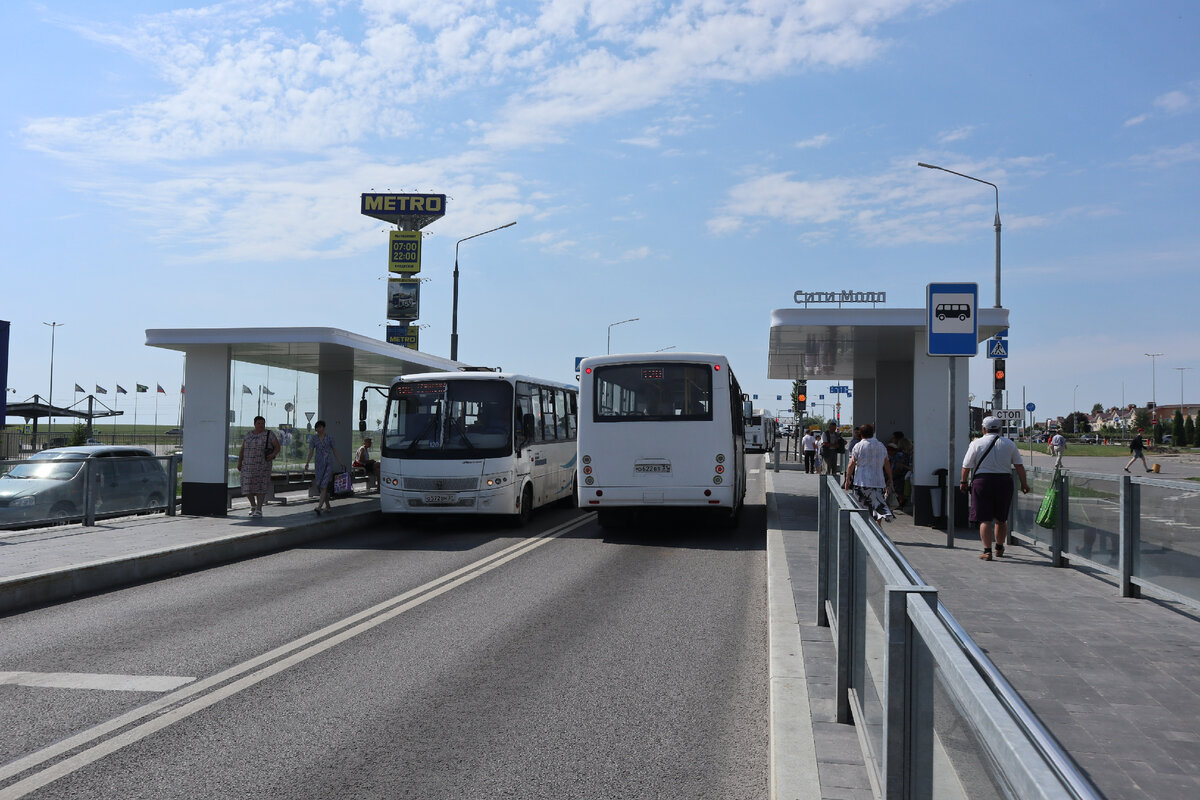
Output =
[{"x1": 987, "y1": 338, "x2": 1008, "y2": 359}]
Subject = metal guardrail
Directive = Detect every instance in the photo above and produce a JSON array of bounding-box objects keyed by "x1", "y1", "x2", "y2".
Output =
[
  {"x1": 1009, "y1": 465, "x2": 1200, "y2": 612},
  {"x1": 816, "y1": 476, "x2": 1102, "y2": 800},
  {"x1": 0, "y1": 455, "x2": 179, "y2": 530}
]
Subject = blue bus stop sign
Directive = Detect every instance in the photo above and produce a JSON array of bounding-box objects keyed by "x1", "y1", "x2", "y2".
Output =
[
  {"x1": 926, "y1": 282, "x2": 979, "y2": 356},
  {"x1": 1026, "y1": 403, "x2": 1036, "y2": 413}
]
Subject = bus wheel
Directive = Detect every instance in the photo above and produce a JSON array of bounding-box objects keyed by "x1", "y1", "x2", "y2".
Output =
[
  {"x1": 510, "y1": 484, "x2": 533, "y2": 528},
  {"x1": 560, "y1": 473, "x2": 578, "y2": 508}
]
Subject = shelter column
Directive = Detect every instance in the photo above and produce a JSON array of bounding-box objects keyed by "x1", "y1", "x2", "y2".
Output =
[
  {"x1": 181, "y1": 344, "x2": 232, "y2": 515},
  {"x1": 318, "y1": 369, "x2": 355, "y2": 467}
]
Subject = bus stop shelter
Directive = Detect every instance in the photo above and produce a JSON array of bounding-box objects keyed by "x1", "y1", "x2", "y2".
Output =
[
  {"x1": 768, "y1": 306, "x2": 1009, "y2": 526},
  {"x1": 146, "y1": 327, "x2": 464, "y2": 515}
]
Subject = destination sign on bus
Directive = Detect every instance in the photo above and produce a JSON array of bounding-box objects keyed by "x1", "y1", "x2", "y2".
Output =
[{"x1": 394, "y1": 381, "x2": 446, "y2": 396}]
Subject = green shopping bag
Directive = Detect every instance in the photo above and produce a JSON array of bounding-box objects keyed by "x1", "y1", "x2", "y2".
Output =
[{"x1": 1035, "y1": 470, "x2": 1060, "y2": 529}]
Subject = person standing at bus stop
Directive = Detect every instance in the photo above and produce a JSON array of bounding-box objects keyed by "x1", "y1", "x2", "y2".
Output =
[
  {"x1": 960, "y1": 416, "x2": 1030, "y2": 561},
  {"x1": 843, "y1": 423, "x2": 894, "y2": 523},
  {"x1": 801, "y1": 428, "x2": 818, "y2": 473},
  {"x1": 237, "y1": 415, "x2": 279, "y2": 518},
  {"x1": 820, "y1": 422, "x2": 844, "y2": 476}
]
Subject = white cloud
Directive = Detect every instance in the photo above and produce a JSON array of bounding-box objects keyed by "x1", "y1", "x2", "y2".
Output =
[
  {"x1": 1123, "y1": 114, "x2": 1148, "y2": 127},
  {"x1": 937, "y1": 125, "x2": 974, "y2": 143},
  {"x1": 1129, "y1": 141, "x2": 1200, "y2": 169},
  {"x1": 795, "y1": 134, "x2": 833, "y2": 149},
  {"x1": 707, "y1": 153, "x2": 1054, "y2": 243}
]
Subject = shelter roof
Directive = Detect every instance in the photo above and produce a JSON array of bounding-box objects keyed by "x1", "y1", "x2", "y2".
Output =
[
  {"x1": 144, "y1": 327, "x2": 464, "y2": 384},
  {"x1": 768, "y1": 307, "x2": 1010, "y2": 380}
]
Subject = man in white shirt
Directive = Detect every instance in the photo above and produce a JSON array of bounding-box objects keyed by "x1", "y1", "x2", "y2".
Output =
[
  {"x1": 1050, "y1": 431, "x2": 1066, "y2": 468},
  {"x1": 843, "y1": 423, "x2": 894, "y2": 522},
  {"x1": 800, "y1": 429, "x2": 818, "y2": 473},
  {"x1": 960, "y1": 416, "x2": 1031, "y2": 561}
]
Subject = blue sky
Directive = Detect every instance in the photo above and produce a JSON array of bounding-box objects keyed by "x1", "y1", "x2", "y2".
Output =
[{"x1": 3, "y1": 0, "x2": 1198, "y2": 428}]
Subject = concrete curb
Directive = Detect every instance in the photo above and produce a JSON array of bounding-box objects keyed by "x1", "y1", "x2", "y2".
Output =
[
  {"x1": 766, "y1": 471, "x2": 821, "y2": 800},
  {"x1": 0, "y1": 508, "x2": 380, "y2": 616}
]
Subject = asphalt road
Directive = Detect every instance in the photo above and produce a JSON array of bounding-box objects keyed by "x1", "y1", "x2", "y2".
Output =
[{"x1": 0, "y1": 466, "x2": 770, "y2": 799}]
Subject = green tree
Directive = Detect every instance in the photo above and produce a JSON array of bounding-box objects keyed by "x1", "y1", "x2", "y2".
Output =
[
  {"x1": 1186, "y1": 415, "x2": 1196, "y2": 447},
  {"x1": 69, "y1": 423, "x2": 89, "y2": 446},
  {"x1": 1092, "y1": 402, "x2": 1104, "y2": 414},
  {"x1": 1173, "y1": 409, "x2": 1185, "y2": 445},
  {"x1": 1134, "y1": 408, "x2": 1152, "y2": 432}
]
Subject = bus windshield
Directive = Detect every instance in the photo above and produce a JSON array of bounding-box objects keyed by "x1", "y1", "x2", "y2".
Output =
[
  {"x1": 592, "y1": 362, "x2": 713, "y2": 422},
  {"x1": 383, "y1": 379, "x2": 514, "y2": 460}
]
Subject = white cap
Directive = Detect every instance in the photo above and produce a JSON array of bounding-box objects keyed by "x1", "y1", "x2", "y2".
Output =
[{"x1": 982, "y1": 416, "x2": 1001, "y2": 431}]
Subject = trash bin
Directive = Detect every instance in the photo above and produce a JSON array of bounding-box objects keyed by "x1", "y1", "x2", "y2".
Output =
[{"x1": 932, "y1": 467, "x2": 970, "y2": 530}]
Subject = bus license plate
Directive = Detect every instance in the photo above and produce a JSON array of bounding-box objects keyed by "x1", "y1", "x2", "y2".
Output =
[
  {"x1": 423, "y1": 493, "x2": 456, "y2": 505},
  {"x1": 635, "y1": 464, "x2": 670, "y2": 473}
]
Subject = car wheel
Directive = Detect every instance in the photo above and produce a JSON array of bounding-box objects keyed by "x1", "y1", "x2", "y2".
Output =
[{"x1": 49, "y1": 502, "x2": 77, "y2": 526}]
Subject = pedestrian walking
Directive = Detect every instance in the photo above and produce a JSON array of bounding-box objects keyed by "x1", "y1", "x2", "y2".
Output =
[
  {"x1": 1050, "y1": 431, "x2": 1067, "y2": 468},
  {"x1": 960, "y1": 416, "x2": 1030, "y2": 561},
  {"x1": 843, "y1": 423, "x2": 895, "y2": 523},
  {"x1": 1124, "y1": 429, "x2": 1151, "y2": 473},
  {"x1": 236, "y1": 415, "x2": 279, "y2": 518},
  {"x1": 304, "y1": 420, "x2": 346, "y2": 514},
  {"x1": 801, "y1": 429, "x2": 818, "y2": 473},
  {"x1": 820, "y1": 422, "x2": 845, "y2": 476}
]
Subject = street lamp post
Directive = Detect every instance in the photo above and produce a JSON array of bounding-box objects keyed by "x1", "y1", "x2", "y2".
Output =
[
  {"x1": 43, "y1": 321, "x2": 63, "y2": 432},
  {"x1": 1175, "y1": 366, "x2": 1192, "y2": 414},
  {"x1": 451, "y1": 221, "x2": 517, "y2": 361},
  {"x1": 1145, "y1": 353, "x2": 1163, "y2": 408},
  {"x1": 1073, "y1": 384, "x2": 1079, "y2": 433},
  {"x1": 607, "y1": 318, "x2": 639, "y2": 354},
  {"x1": 918, "y1": 162, "x2": 1003, "y2": 412}
]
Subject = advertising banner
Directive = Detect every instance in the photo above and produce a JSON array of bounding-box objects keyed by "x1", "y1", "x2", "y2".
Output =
[
  {"x1": 387, "y1": 279, "x2": 421, "y2": 321},
  {"x1": 388, "y1": 230, "x2": 422, "y2": 274},
  {"x1": 386, "y1": 325, "x2": 420, "y2": 350}
]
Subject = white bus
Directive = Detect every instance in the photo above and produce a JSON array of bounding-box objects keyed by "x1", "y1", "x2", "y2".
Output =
[
  {"x1": 576, "y1": 353, "x2": 748, "y2": 528},
  {"x1": 376, "y1": 371, "x2": 578, "y2": 525},
  {"x1": 746, "y1": 410, "x2": 776, "y2": 453}
]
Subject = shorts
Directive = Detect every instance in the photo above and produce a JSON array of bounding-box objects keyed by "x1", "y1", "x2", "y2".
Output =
[{"x1": 969, "y1": 473, "x2": 1014, "y2": 524}]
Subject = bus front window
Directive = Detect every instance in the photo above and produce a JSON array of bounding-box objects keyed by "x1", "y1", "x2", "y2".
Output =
[{"x1": 383, "y1": 379, "x2": 514, "y2": 459}]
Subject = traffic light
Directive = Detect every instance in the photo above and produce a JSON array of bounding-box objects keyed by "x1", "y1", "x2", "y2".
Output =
[
  {"x1": 796, "y1": 380, "x2": 807, "y2": 413},
  {"x1": 993, "y1": 360, "x2": 1006, "y2": 391}
]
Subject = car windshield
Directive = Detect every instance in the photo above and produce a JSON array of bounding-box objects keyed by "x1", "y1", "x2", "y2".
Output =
[
  {"x1": 382, "y1": 379, "x2": 513, "y2": 460},
  {"x1": 4, "y1": 461, "x2": 84, "y2": 480}
]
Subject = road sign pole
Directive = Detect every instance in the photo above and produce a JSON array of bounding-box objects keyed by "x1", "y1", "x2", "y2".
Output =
[{"x1": 947, "y1": 357, "x2": 957, "y2": 546}]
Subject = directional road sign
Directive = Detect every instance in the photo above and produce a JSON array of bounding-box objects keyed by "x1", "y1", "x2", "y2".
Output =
[
  {"x1": 926, "y1": 282, "x2": 979, "y2": 356},
  {"x1": 987, "y1": 338, "x2": 1008, "y2": 359}
]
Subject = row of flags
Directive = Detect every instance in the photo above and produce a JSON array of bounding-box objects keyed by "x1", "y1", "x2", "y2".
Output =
[
  {"x1": 242, "y1": 385, "x2": 275, "y2": 395},
  {"x1": 73, "y1": 384, "x2": 181, "y2": 395}
]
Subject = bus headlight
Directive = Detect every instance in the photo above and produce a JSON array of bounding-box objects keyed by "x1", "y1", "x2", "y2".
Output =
[{"x1": 482, "y1": 471, "x2": 513, "y2": 488}]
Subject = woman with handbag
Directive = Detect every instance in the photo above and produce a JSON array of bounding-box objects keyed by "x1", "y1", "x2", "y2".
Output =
[
  {"x1": 304, "y1": 420, "x2": 346, "y2": 515},
  {"x1": 237, "y1": 415, "x2": 279, "y2": 518}
]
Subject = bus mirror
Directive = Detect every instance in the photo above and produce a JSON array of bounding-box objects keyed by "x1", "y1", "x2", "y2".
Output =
[
  {"x1": 359, "y1": 419, "x2": 366, "y2": 433},
  {"x1": 358, "y1": 398, "x2": 367, "y2": 421}
]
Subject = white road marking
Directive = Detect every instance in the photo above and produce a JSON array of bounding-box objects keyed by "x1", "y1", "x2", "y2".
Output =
[
  {"x1": 0, "y1": 514, "x2": 595, "y2": 799},
  {"x1": 0, "y1": 673, "x2": 194, "y2": 693}
]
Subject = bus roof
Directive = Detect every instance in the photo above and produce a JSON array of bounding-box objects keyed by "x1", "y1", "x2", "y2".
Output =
[
  {"x1": 392, "y1": 371, "x2": 577, "y2": 392},
  {"x1": 578, "y1": 352, "x2": 731, "y2": 369}
]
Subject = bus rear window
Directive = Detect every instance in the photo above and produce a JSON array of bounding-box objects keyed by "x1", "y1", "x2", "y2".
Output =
[{"x1": 593, "y1": 363, "x2": 713, "y2": 422}]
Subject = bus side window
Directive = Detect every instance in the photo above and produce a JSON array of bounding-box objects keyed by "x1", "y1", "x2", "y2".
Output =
[
  {"x1": 554, "y1": 390, "x2": 569, "y2": 440},
  {"x1": 516, "y1": 383, "x2": 536, "y2": 442},
  {"x1": 540, "y1": 387, "x2": 557, "y2": 441},
  {"x1": 567, "y1": 391, "x2": 578, "y2": 439}
]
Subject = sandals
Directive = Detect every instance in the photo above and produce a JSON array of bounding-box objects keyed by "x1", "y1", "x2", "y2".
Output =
[
  {"x1": 994, "y1": 543, "x2": 1005, "y2": 558},
  {"x1": 979, "y1": 549, "x2": 993, "y2": 561}
]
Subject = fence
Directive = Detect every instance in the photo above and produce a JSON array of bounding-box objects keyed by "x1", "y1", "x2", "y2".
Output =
[
  {"x1": 0, "y1": 455, "x2": 179, "y2": 530},
  {"x1": 816, "y1": 476, "x2": 1102, "y2": 799},
  {"x1": 1010, "y1": 465, "x2": 1200, "y2": 612}
]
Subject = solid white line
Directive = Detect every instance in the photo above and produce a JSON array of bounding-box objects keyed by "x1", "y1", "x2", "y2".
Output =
[
  {"x1": 764, "y1": 472, "x2": 821, "y2": 800},
  {"x1": 0, "y1": 673, "x2": 195, "y2": 693},
  {"x1": 0, "y1": 515, "x2": 594, "y2": 797}
]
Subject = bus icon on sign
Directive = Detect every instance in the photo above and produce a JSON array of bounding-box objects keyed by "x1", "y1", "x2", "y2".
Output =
[{"x1": 935, "y1": 303, "x2": 971, "y2": 321}]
